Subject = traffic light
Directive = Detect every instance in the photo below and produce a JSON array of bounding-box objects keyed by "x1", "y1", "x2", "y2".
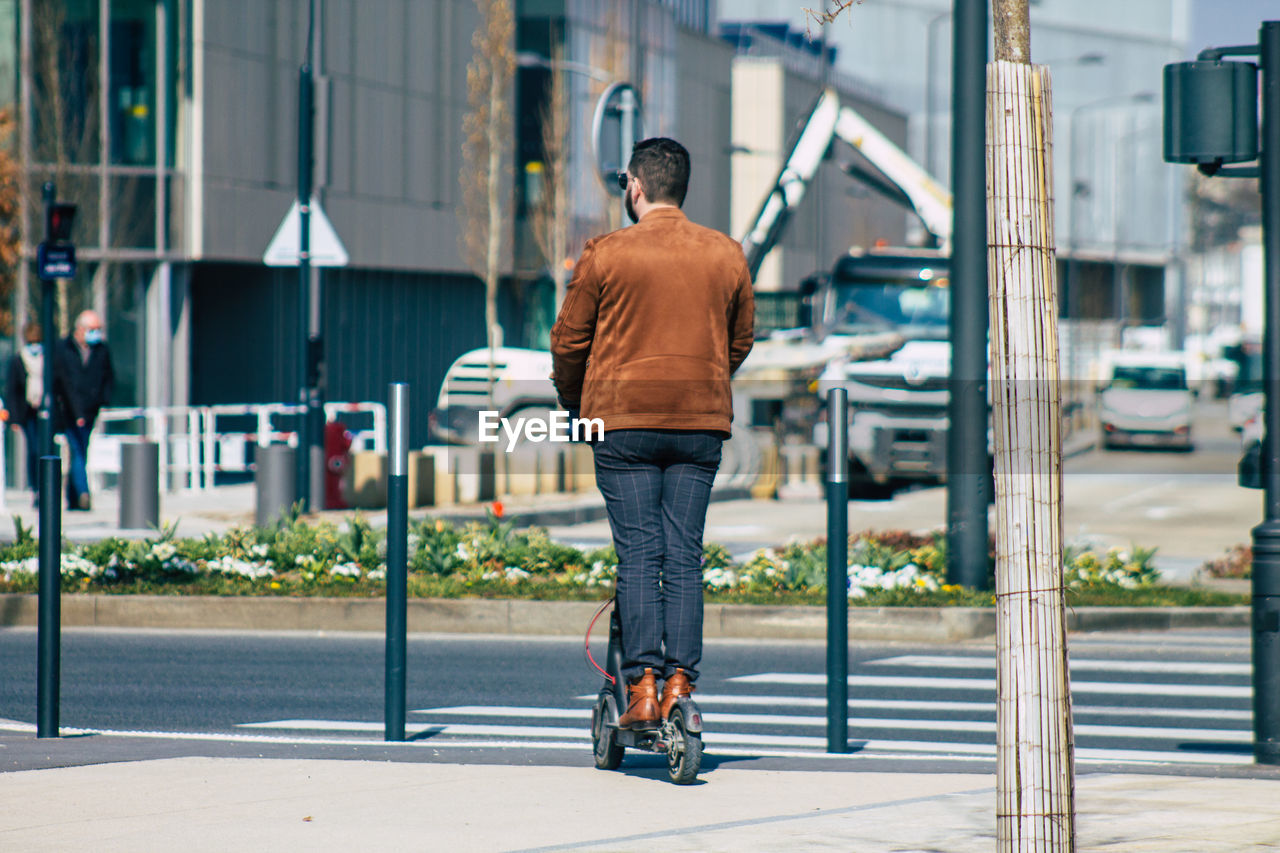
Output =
[{"x1": 45, "y1": 202, "x2": 77, "y2": 244}]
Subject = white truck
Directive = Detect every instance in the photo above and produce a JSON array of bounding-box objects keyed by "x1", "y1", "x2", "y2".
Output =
[{"x1": 735, "y1": 88, "x2": 962, "y2": 495}]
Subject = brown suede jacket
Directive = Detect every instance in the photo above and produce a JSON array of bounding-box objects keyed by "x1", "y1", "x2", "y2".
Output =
[{"x1": 550, "y1": 207, "x2": 755, "y2": 434}]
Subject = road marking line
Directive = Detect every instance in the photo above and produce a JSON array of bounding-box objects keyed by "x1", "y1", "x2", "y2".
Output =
[
  {"x1": 414, "y1": 706, "x2": 1249, "y2": 742},
  {"x1": 730, "y1": 673, "x2": 1252, "y2": 698},
  {"x1": 868, "y1": 655, "x2": 1252, "y2": 676},
  {"x1": 231, "y1": 720, "x2": 1254, "y2": 760},
  {"x1": 0, "y1": 721, "x2": 1250, "y2": 766}
]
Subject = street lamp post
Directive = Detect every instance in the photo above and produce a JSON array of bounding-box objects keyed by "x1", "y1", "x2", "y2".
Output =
[{"x1": 1165, "y1": 20, "x2": 1280, "y2": 764}]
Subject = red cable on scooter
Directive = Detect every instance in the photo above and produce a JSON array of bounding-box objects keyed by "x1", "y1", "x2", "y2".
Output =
[{"x1": 584, "y1": 596, "x2": 616, "y2": 684}]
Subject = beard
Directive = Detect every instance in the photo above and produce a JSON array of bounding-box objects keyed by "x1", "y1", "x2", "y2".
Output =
[{"x1": 624, "y1": 187, "x2": 639, "y2": 224}]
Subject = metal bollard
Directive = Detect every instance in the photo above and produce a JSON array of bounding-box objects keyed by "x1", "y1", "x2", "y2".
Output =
[
  {"x1": 385, "y1": 383, "x2": 409, "y2": 742},
  {"x1": 478, "y1": 448, "x2": 496, "y2": 502},
  {"x1": 37, "y1": 456, "x2": 61, "y2": 738},
  {"x1": 255, "y1": 444, "x2": 297, "y2": 527},
  {"x1": 825, "y1": 388, "x2": 849, "y2": 754},
  {"x1": 119, "y1": 440, "x2": 160, "y2": 530}
]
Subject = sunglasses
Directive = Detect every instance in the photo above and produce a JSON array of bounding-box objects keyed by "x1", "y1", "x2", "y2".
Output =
[{"x1": 616, "y1": 171, "x2": 629, "y2": 192}]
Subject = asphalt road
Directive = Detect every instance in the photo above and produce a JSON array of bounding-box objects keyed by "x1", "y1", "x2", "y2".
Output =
[{"x1": 0, "y1": 627, "x2": 1262, "y2": 778}]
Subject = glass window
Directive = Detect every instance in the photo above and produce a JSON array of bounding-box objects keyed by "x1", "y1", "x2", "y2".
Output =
[
  {"x1": 31, "y1": 0, "x2": 101, "y2": 165},
  {"x1": 109, "y1": 0, "x2": 156, "y2": 165},
  {"x1": 104, "y1": 260, "x2": 146, "y2": 406}
]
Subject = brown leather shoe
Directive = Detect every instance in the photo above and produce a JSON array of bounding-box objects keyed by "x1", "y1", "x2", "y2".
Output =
[
  {"x1": 617, "y1": 668, "x2": 659, "y2": 730},
  {"x1": 659, "y1": 669, "x2": 695, "y2": 720}
]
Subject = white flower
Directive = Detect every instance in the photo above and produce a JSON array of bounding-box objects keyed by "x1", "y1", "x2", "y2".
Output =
[
  {"x1": 149, "y1": 542, "x2": 177, "y2": 562},
  {"x1": 331, "y1": 562, "x2": 362, "y2": 578},
  {"x1": 167, "y1": 558, "x2": 199, "y2": 575},
  {"x1": 0, "y1": 557, "x2": 38, "y2": 579},
  {"x1": 250, "y1": 544, "x2": 270, "y2": 558},
  {"x1": 207, "y1": 557, "x2": 274, "y2": 580},
  {"x1": 368, "y1": 566, "x2": 387, "y2": 581},
  {"x1": 703, "y1": 567, "x2": 739, "y2": 590},
  {"x1": 61, "y1": 554, "x2": 101, "y2": 578}
]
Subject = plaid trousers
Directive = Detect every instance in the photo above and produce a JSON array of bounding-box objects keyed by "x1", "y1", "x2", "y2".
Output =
[{"x1": 593, "y1": 428, "x2": 723, "y2": 684}]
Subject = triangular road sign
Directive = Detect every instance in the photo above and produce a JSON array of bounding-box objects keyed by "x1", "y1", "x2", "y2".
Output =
[{"x1": 263, "y1": 197, "x2": 349, "y2": 267}]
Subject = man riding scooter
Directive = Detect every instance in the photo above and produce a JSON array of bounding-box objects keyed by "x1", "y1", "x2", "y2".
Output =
[{"x1": 551, "y1": 137, "x2": 755, "y2": 733}]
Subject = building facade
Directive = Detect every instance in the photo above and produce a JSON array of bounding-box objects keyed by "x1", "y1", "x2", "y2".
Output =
[
  {"x1": 3, "y1": 0, "x2": 915, "y2": 449},
  {"x1": 3, "y1": 0, "x2": 742, "y2": 446}
]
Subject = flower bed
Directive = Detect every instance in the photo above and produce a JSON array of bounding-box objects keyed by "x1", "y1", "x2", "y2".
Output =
[{"x1": 0, "y1": 511, "x2": 1244, "y2": 607}]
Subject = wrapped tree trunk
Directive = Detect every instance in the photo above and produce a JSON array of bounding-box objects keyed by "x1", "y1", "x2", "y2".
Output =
[{"x1": 987, "y1": 50, "x2": 1077, "y2": 853}]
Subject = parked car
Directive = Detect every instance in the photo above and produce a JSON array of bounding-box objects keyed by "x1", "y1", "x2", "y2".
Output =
[{"x1": 1098, "y1": 351, "x2": 1195, "y2": 451}]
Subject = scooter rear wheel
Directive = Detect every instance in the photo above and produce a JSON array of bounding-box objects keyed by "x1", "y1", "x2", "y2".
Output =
[
  {"x1": 666, "y1": 706, "x2": 702, "y2": 784},
  {"x1": 592, "y1": 693, "x2": 623, "y2": 770}
]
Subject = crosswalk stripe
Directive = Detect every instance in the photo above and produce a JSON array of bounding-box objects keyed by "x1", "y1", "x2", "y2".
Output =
[
  {"x1": 227, "y1": 719, "x2": 1252, "y2": 766},
  {"x1": 413, "y1": 706, "x2": 1250, "y2": 742},
  {"x1": 730, "y1": 673, "x2": 1252, "y2": 698},
  {"x1": 869, "y1": 655, "x2": 1252, "y2": 676},
  {"x1": 0, "y1": 718, "x2": 1249, "y2": 766}
]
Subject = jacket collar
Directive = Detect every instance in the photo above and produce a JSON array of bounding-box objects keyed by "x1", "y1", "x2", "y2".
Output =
[{"x1": 639, "y1": 206, "x2": 686, "y2": 223}]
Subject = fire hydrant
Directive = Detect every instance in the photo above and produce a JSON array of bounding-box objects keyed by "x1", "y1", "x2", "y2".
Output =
[{"x1": 324, "y1": 420, "x2": 353, "y2": 509}]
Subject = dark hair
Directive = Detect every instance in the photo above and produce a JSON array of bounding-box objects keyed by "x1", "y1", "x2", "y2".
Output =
[{"x1": 628, "y1": 137, "x2": 690, "y2": 207}]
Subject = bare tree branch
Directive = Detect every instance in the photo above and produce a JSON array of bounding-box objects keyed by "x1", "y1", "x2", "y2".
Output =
[
  {"x1": 458, "y1": 0, "x2": 515, "y2": 402},
  {"x1": 802, "y1": 0, "x2": 864, "y2": 36}
]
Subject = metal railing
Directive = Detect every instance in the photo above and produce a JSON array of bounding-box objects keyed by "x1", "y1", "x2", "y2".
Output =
[{"x1": 84, "y1": 401, "x2": 387, "y2": 492}]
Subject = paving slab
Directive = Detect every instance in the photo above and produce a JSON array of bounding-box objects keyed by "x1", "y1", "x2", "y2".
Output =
[{"x1": 2, "y1": 757, "x2": 1279, "y2": 852}]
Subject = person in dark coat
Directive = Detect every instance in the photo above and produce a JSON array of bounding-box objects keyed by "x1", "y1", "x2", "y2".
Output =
[
  {"x1": 54, "y1": 310, "x2": 114, "y2": 510},
  {"x1": 7, "y1": 322, "x2": 44, "y2": 502}
]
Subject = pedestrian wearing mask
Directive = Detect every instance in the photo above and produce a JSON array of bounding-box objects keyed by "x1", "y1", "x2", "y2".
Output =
[
  {"x1": 54, "y1": 310, "x2": 114, "y2": 511},
  {"x1": 7, "y1": 322, "x2": 44, "y2": 504},
  {"x1": 551, "y1": 137, "x2": 755, "y2": 730}
]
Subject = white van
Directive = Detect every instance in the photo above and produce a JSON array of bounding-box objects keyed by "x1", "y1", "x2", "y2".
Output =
[{"x1": 1098, "y1": 351, "x2": 1195, "y2": 451}]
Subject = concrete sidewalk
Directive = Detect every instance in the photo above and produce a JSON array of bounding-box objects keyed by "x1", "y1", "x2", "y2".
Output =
[{"x1": 0, "y1": 756, "x2": 1278, "y2": 851}]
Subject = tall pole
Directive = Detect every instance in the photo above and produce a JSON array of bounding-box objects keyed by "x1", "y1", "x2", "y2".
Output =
[
  {"x1": 1253, "y1": 19, "x2": 1280, "y2": 765},
  {"x1": 36, "y1": 456, "x2": 61, "y2": 738},
  {"x1": 296, "y1": 26, "x2": 315, "y2": 510},
  {"x1": 385, "y1": 383, "x2": 409, "y2": 742},
  {"x1": 946, "y1": 0, "x2": 991, "y2": 589},
  {"x1": 825, "y1": 387, "x2": 849, "y2": 754},
  {"x1": 39, "y1": 182, "x2": 56, "y2": 460}
]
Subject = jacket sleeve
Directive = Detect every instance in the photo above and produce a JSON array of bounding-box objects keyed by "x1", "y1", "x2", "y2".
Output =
[
  {"x1": 53, "y1": 343, "x2": 84, "y2": 423},
  {"x1": 550, "y1": 240, "x2": 602, "y2": 407},
  {"x1": 6, "y1": 356, "x2": 21, "y2": 416},
  {"x1": 728, "y1": 260, "x2": 755, "y2": 376}
]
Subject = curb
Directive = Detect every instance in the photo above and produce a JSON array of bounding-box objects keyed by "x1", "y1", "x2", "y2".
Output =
[{"x1": 0, "y1": 594, "x2": 1249, "y2": 642}]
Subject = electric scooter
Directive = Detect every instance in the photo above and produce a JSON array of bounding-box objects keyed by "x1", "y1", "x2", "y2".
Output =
[{"x1": 587, "y1": 600, "x2": 704, "y2": 784}]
